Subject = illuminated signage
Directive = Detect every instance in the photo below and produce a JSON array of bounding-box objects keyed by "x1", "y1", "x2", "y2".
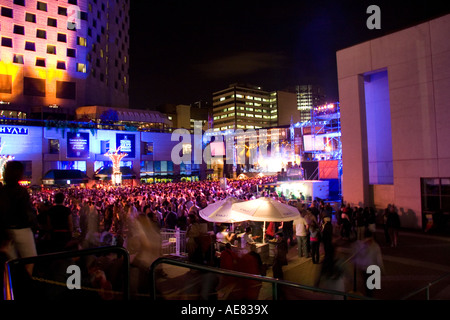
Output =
[
  {"x1": 67, "y1": 132, "x2": 90, "y2": 158},
  {"x1": 116, "y1": 134, "x2": 135, "y2": 158},
  {"x1": 0, "y1": 127, "x2": 28, "y2": 135}
]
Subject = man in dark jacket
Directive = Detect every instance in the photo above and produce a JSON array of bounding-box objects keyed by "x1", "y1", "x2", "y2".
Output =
[
  {"x1": 321, "y1": 217, "x2": 334, "y2": 267},
  {"x1": 47, "y1": 192, "x2": 73, "y2": 252}
]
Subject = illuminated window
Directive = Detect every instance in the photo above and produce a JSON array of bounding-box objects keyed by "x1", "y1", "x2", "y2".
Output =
[
  {"x1": 35, "y1": 58, "x2": 46, "y2": 67},
  {"x1": 47, "y1": 45, "x2": 56, "y2": 55},
  {"x1": 77, "y1": 36, "x2": 87, "y2": 46},
  {"x1": 56, "y1": 61, "x2": 66, "y2": 70},
  {"x1": 25, "y1": 41, "x2": 35, "y2": 51},
  {"x1": 49, "y1": 139, "x2": 59, "y2": 154},
  {"x1": 13, "y1": 25, "x2": 25, "y2": 35},
  {"x1": 47, "y1": 17, "x2": 57, "y2": 27},
  {"x1": 36, "y1": 29, "x2": 47, "y2": 39},
  {"x1": 76, "y1": 63, "x2": 86, "y2": 73},
  {"x1": 36, "y1": 2, "x2": 47, "y2": 11},
  {"x1": 1, "y1": 7, "x2": 13, "y2": 18},
  {"x1": 13, "y1": 54, "x2": 24, "y2": 64},
  {"x1": 1, "y1": 37, "x2": 13, "y2": 48},
  {"x1": 25, "y1": 12, "x2": 36, "y2": 22}
]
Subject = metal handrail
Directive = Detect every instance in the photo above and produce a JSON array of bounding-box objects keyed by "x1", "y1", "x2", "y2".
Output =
[
  {"x1": 4, "y1": 246, "x2": 130, "y2": 300},
  {"x1": 401, "y1": 272, "x2": 450, "y2": 300},
  {"x1": 149, "y1": 256, "x2": 371, "y2": 300}
]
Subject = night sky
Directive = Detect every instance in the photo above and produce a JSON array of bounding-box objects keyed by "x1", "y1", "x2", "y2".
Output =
[{"x1": 128, "y1": 0, "x2": 450, "y2": 109}]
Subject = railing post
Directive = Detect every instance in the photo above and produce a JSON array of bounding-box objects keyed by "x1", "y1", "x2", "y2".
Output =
[
  {"x1": 272, "y1": 282, "x2": 278, "y2": 300},
  {"x1": 176, "y1": 228, "x2": 180, "y2": 256}
]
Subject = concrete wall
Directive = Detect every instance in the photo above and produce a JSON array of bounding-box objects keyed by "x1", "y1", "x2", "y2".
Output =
[{"x1": 337, "y1": 14, "x2": 450, "y2": 229}]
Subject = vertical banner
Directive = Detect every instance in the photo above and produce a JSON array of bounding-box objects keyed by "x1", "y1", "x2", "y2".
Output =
[
  {"x1": 67, "y1": 132, "x2": 90, "y2": 158},
  {"x1": 116, "y1": 133, "x2": 135, "y2": 158}
]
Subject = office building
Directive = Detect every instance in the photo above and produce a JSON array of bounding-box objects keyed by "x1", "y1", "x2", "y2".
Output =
[
  {"x1": 212, "y1": 83, "x2": 298, "y2": 131},
  {"x1": 295, "y1": 84, "x2": 326, "y2": 122}
]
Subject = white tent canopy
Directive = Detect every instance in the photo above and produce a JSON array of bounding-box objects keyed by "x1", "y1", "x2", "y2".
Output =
[
  {"x1": 199, "y1": 197, "x2": 248, "y2": 223},
  {"x1": 231, "y1": 197, "x2": 300, "y2": 243},
  {"x1": 231, "y1": 197, "x2": 300, "y2": 222}
]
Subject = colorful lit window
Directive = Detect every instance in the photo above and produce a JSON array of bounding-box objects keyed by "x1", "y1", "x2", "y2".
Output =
[
  {"x1": 36, "y1": 1, "x2": 47, "y2": 11},
  {"x1": 25, "y1": 12, "x2": 36, "y2": 22},
  {"x1": 47, "y1": 17, "x2": 57, "y2": 27},
  {"x1": 58, "y1": 7, "x2": 67, "y2": 16},
  {"x1": 76, "y1": 63, "x2": 86, "y2": 73},
  {"x1": 77, "y1": 36, "x2": 87, "y2": 46},
  {"x1": 13, "y1": 54, "x2": 24, "y2": 64},
  {"x1": 36, "y1": 29, "x2": 47, "y2": 39},
  {"x1": 47, "y1": 45, "x2": 56, "y2": 55}
]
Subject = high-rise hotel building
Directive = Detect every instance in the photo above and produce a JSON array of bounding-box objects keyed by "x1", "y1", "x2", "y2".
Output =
[
  {"x1": 0, "y1": 0, "x2": 130, "y2": 119},
  {"x1": 212, "y1": 83, "x2": 297, "y2": 131}
]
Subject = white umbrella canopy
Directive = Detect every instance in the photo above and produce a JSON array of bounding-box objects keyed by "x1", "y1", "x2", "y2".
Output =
[
  {"x1": 199, "y1": 197, "x2": 249, "y2": 223},
  {"x1": 231, "y1": 197, "x2": 300, "y2": 222}
]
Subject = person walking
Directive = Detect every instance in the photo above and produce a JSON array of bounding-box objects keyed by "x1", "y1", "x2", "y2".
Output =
[
  {"x1": 294, "y1": 212, "x2": 309, "y2": 258},
  {"x1": 387, "y1": 205, "x2": 401, "y2": 247},
  {"x1": 0, "y1": 161, "x2": 37, "y2": 276},
  {"x1": 271, "y1": 232, "x2": 288, "y2": 279},
  {"x1": 353, "y1": 230, "x2": 385, "y2": 297},
  {"x1": 309, "y1": 221, "x2": 321, "y2": 264},
  {"x1": 321, "y1": 216, "x2": 334, "y2": 267},
  {"x1": 47, "y1": 192, "x2": 73, "y2": 252}
]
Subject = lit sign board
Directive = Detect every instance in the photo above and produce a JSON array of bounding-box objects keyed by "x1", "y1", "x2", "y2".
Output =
[
  {"x1": 0, "y1": 127, "x2": 28, "y2": 135},
  {"x1": 116, "y1": 134, "x2": 135, "y2": 158},
  {"x1": 67, "y1": 132, "x2": 90, "y2": 158}
]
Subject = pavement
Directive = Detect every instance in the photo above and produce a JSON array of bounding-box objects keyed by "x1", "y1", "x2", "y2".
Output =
[
  {"x1": 272, "y1": 226, "x2": 450, "y2": 300},
  {"x1": 154, "y1": 225, "x2": 450, "y2": 300}
]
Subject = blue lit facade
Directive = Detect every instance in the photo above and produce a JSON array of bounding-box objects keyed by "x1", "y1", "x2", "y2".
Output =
[{"x1": 0, "y1": 124, "x2": 203, "y2": 185}]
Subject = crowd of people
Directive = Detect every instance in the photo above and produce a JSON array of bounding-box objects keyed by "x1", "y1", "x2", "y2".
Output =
[{"x1": 0, "y1": 160, "x2": 402, "y2": 299}]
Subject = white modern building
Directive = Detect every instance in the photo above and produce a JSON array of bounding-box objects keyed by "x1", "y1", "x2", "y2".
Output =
[{"x1": 337, "y1": 14, "x2": 450, "y2": 229}]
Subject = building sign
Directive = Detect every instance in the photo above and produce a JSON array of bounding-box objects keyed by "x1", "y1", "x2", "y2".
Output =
[
  {"x1": 116, "y1": 134, "x2": 135, "y2": 158},
  {"x1": 0, "y1": 127, "x2": 28, "y2": 135},
  {"x1": 67, "y1": 132, "x2": 90, "y2": 158}
]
